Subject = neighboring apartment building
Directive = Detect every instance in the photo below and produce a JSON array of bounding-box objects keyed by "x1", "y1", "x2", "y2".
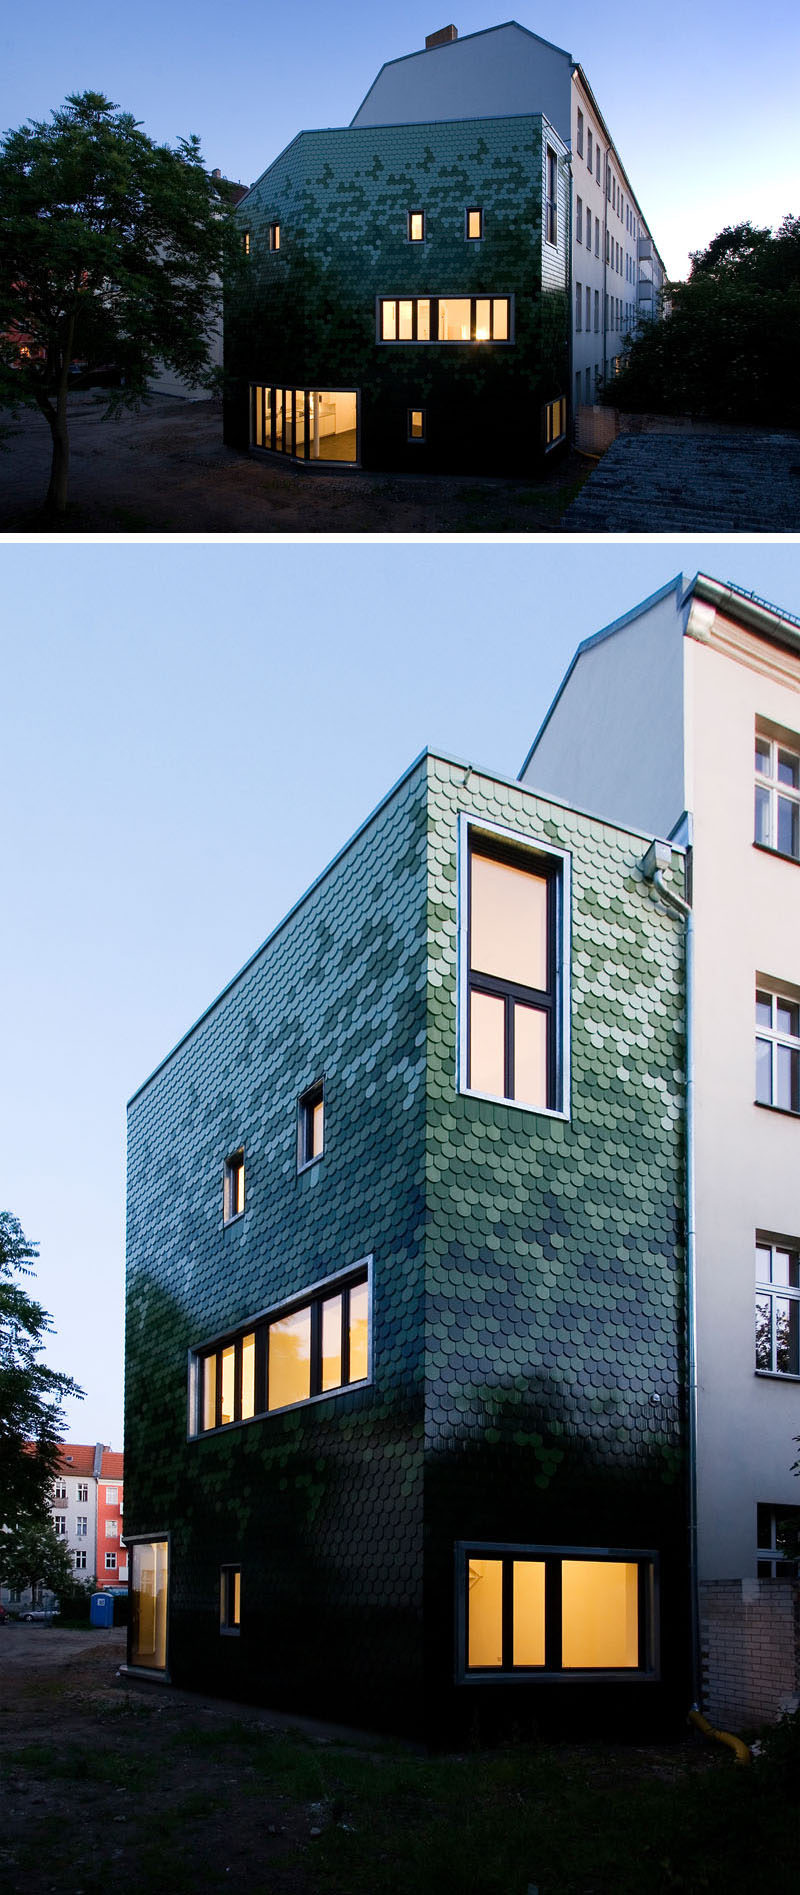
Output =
[
  {"x1": 225, "y1": 22, "x2": 665, "y2": 471},
  {"x1": 520, "y1": 573, "x2": 800, "y2": 1724},
  {"x1": 1, "y1": 1442, "x2": 125, "y2": 1607},
  {"x1": 97, "y1": 1451, "x2": 126, "y2": 1583},
  {"x1": 125, "y1": 750, "x2": 688, "y2": 1741}
]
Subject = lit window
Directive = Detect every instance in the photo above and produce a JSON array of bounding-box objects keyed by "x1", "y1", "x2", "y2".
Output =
[
  {"x1": 298, "y1": 1081, "x2": 324, "y2": 1169},
  {"x1": 757, "y1": 1505, "x2": 800, "y2": 1577},
  {"x1": 220, "y1": 1566, "x2": 241, "y2": 1635},
  {"x1": 544, "y1": 397, "x2": 567, "y2": 448},
  {"x1": 77, "y1": 1517, "x2": 88, "y2": 1538},
  {"x1": 53, "y1": 1515, "x2": 67, "y2": 1537},
  {"x1": 408, "y1": 408, "x2": 426, "y2": 442},
  {"x1": 545, "y1": 147, "x2": 558, "y2": 245},
  {"x1": 408, "y1": 210, "x2": 425, "y2": 242},
  {"x1": 191, "y1": 1265, "x2": 370, "y2": 1433},
  {"x1": 755, "y1": 729, "x2": 800, "y2": 859},
  {"x1": 756, "y1": 1239, "x2": 800, "y2": 1376},
  {"x1": 75, "y1": 1550, "x2": 87, "y2": 1570},
  {"x1": 243, "y1": 230, "x2": 251, "y2": 256},
  {"x1": 466, "y1": 207, "x2": 483, "y2": 240},
  {"x1": 105, "y1": 1552, "x2": 117, "y2": 1571},
  {"x1": 130, "y1": 1540, "x2": 169, "y2": 1671},
  {"x1": 464, "y1": 826, "x2": 566, "y2": 1114},
  {"x1": 460, "y1": 1545, "x2": 654, "y2": 1677},
  {"x1": 755, "y1": 987, "x2": 800, "y2": 1112},
  {"x1": 269, "y1": 222, "x2": 280, "y2": 251},
  {"x1": 224, "y1": 1149, "x2": 245, "y2": 1223},
  {"x1": 378, "y1": 297, "x2": 511, "y2": 344}
]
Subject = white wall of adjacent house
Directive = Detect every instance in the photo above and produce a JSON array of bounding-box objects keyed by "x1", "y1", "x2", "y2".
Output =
[{"x1": 684, "y1": 611, "x2": 800, "y2": 1578}]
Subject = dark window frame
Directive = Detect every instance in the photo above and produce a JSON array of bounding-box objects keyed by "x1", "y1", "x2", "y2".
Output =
[
  {"x1": 223, "y1": 1148, "x2": 245, "y2": 1225},
  {"x1": 465, "y1": 830, "x2": 562, "y2": 1113},
  {"x1": 248, "y1": 384, "x2": 360, "y2": 466},
  {"x1": 407, "y1": 209, "x2": 426, "y2": 243},
  {"x1": 220, "y1": 1565, "x2": 241, "y2": 1636},
  {"x1": 407, "y1": 407, "x2": 426, "y2": 443},
  {"x1": 190, "y1": 1260, "x2": 372, "y2": 1437},
  {"x1": 378, "y1": 296, "x2": 513, "y2": 345},
  {"x1": 545, "y1": 146, "x2": 558, "y2": 246},
  {"x1": 298, "y1": 1080, "x2": 324, "y2": 1171},
  {"x1": 465, "y1": 206, "x2": 484, "y2": 240},
  {"x1": 455, "y1": 1541, "x2": 658, "y2": 1683},
  {"x1": 269, "y1": 222, "x2": 281, "y2": 251}
]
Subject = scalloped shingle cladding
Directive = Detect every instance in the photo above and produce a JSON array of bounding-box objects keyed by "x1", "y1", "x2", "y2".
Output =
[{"x1": 125, "y1": 755, "x2": 687, "y2": 1738}]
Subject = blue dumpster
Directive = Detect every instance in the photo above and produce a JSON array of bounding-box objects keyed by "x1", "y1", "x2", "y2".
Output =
[{"x1": 90, "y1": 1591, "x2": 114, "y2": 1627}]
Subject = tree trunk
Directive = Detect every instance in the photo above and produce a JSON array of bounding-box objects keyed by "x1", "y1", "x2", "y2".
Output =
[{"x1": 41, "y1": 317, "x2": 75, "y2": 518}]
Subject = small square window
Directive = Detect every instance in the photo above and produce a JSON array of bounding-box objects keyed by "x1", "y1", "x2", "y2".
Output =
[
  {"x1": 220, "y1": 1565, "x2": 241, "y2": 1634},
  {"x1": 466, "y1": 207, "x2": 483, "y2": 240},
  {"x1": 224, "y1": 1149, "x2": 245, "y2": 1223},
  {"x1": 408, "y1": 210, "x2": 425, "y2": 242},
  {"x1": 298, "y1": 1083, "x2": 324, "y2": 1169},
  {"x1": 408, "y1": 408, "x2": 426, "y2": 442},
  {"x1": 269, "y1": 222, "x2": 281, "y2": 251}
]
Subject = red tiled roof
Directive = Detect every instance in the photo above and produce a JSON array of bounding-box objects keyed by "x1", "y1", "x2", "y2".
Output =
[
  {"x1": 100, "y1": 1450, "x2": 124, "y2": 1479},
  {"x1": 53, "y1": 1443, "x2": 124, "y2": 1478}
]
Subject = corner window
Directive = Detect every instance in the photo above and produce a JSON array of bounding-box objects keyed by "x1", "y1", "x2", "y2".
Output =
[
  {"x1": 757, "y1": 1505, "x2": 800, "y2": 1578},
  {"x1": 408, "y1": 407, "x2": 426, "y2": 442},
  {"x1": 191, "y1": 1261, "x2": 371, "y2": 1434},
  {"x1": 462, "y1": 823, "x2": 567, "y2": 1115},
  {"x1": 545, "y1": 147, "x2": 558, "y2": 245},
  {"x1": 220, "y1": 1566, "x2": 241, "y2": 1635},
  {"x1": 460, "y1": 1545, "x2": 656, "y2": 1679},
  {"x1": 224, "y1": 1148, "x2": 245, "y2": 1223},
  {"x1": 466, "y1": 207, "x2": 483, "y2": 240},
  {"x1": 408, "y1": 209, "x2": 425, "y2": 242},
  {"x1": 298, "y1": 1081, "x2": 324, "y2": 1169},
  {"x1": 755, "y1": 986, "x2": 800, "y2": 1112},
  {"x1": 755, "y1": 728, "x2": 800, "y2": 859},
  {"x1": 756, "y1": 1238, "x2": 800, "y2": 1376},
  {"x1": 269, "y1": 222, "x2": 281, "y2": 251},
  {"x1": 130, "y1": 1540, "x2": 169, "y2": 1672}
]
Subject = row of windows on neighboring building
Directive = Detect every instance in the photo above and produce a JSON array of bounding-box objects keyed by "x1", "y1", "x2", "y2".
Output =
[
  {"x1": 53, "y1": 1515, "x2": 120, "y2": 1538},
  {"x1": 574, "y1": 112, "x2": 635, "y2": 232},
  {"x1": 574, "y1": 284, "x2": 637, "y2": 335},
  {"x1": 752, "y1": 718, "x2": 800, "y2": 1383},
  {"x1": 574, "y1": 202, "x2": 636, "y2": 282}
]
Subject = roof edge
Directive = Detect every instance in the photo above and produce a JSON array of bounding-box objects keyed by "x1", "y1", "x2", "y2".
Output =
[
  {"x1": 349, "y1": 20, "x2": 572, "y2": 126},
  {"x1": 682, "y1": 573, "x2": 800, "y2": 655}
]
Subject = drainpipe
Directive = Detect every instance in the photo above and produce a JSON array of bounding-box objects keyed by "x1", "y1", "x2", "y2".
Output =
[
  {"x1": 640, "y1": 838, "x2": 700, "y2": 1709},
  {"x1": 565, "y1": 151, "x2": 574, "y2": 438},
  {"x1": 602, "y1": 148, "x2": 609, "y2": 388}
]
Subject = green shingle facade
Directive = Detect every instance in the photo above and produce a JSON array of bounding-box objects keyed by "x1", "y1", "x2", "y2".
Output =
[
  {"x1": 224, "y1": 117, "x2": 570, "y2": 473},
  {"x1": 125, "y1": 753, "x2": 687, "y2": 1740}
]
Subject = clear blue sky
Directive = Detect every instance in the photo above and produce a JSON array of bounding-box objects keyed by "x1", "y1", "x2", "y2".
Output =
[
  {"x1": 2, "y1": 4, "x2": 798, "y2": 280},
  {"x1": 3, "y1": 539, "x2": 800, "y2": 1449}
]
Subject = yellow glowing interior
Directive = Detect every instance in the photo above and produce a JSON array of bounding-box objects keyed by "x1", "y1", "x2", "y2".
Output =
[
  {"x1": 312, "y1": 1097, "x2": 324, "y2": 1156},
  {"x1": 202, "y1": 1353, "x2": 216, "y2": 1431},
  {"x1": 409, "y1": 212, "x2": 424, "y2": 241},
  {"x1": 382, "y1": 302, "x2": 396, "y2": 339},
  {"x1": 513, "y1": 1561, "x2": 546, "y2": 1665},
  {"x1": 468, "y1": 1558, "x2": 503, "y2": 1667},
  {"x1": 493, "y1": 299, "x2": 509, "y2": 340},
  {"x1": 410, "y1": 409, "x2": 424, "y2": 438},
  {"x1": 417, "y1": 300, "x2": 431, "y2": 340},
  {"x1": 131, "y1": 1540, "x2": 168, "y2": 1670},
  {"x1": 233, "y1": 1568, "x2": 241, "y2": 1625},
  {"x1": 475, "y1": 298, "x2": 490, "y2": 340},
  {"x1": 399, "y1": 300, "x2": 413, "y2": 339},
  {"x1": 470, "y1": 988, "x2": 505, "y2": 1096},
  {"x1": 561, "y1": 1561, "x2": 639, "y2": 1669},
  {"x1": 467, "y1": 208, "x2": 482, "y2": 238},
  {"x1": 349, "y1": 1280, "x2": 369, "y2": 1381},
  {"x1": 220, "y1": 1345, "x2": 235, "y2": 1425},
  {"x1": 272, "y1": 223, "x2": 280, "y2": 249},
  {"x1": 471, "y1": 852, "x2": 548, "y2": 989},
  {"x1": 438, "y1": 297, "x2": 471, "y2": 341},
  {"x1": 235, "y1": 1161, "x2": 245, "y2": 1216},
  {"x1": 241, "y1": 1332, "x2": 255, "y2": 1419},
  {"x1": 513, "y1": 1003, "x2": 547, "y2": 1108},
  {"x1": 321, "y1": 1294, "x2": 343, "y2": 1391},
  {"x1": 268, "y1": 1306, "x2": 311, "y2": 1410}
]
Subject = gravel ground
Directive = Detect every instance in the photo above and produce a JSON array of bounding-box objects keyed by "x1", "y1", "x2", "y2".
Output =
[{"x1": 0, "y1": 396, "x2": 588, "y2": 534}]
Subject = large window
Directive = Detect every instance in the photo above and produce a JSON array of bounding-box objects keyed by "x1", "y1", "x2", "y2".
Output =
[
  {"x1": 249, "y1": 386, "x2": 358, "y2": 464},
  {"x1": 755, "y1": 986, "x2": 800, "y2": 1112},
  {"x1": 757, "y1": 1505, "x2": 800, "y2": 1577},
  {"x1": 756, "y1": 1238, "x2": 800, "y2": 1376},
  {"x1": 190, "y1": 1262, "x2": 371, "y2": 1434},
  {"x1": 462, "y1": 824, "x2": 567, "y2": 1114},
  {"x1": 378, "y1": 297, "x2": 512, "y2": 343},
  {"x1": 755, "y1": 729, "x2": 800, "y2": 859},
  {"x1": 459, "y1": 1544, "x2": 656, "y2": 1679},
  {"x1": 130, "y1": 1540, "x2": 169, "y2": 1672}
]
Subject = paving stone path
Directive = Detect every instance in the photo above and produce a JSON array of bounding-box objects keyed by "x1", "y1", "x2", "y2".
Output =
[{"x1": 564, "y1": 430, "x2": 800, "y2": 533}]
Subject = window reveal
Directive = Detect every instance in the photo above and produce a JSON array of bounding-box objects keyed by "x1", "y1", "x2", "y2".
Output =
[
  {"x1": 298, "y1": 1081, "x2": 324, "y2": 1168},
  {"x1": 467, "y1": 837, "x2": 560, "y2": 1111},
  {"x1": 755, "y1": 988, "x2": 800, "y2": 1112},
  {"x1": 223, "y1": 1148, "x2": 245, "y2": 1223},
  {"x1": 466, "y1": 207, "x2": 483, "y2": 240},
  {"x1": 379, "y1": 297, "x2": 511, "y2": 343},
  {"x1": 192, "y1": 1269, "x2": 370, "y2": 1433},
  {"x1": 220, "y1": 1566, "x2": 241, "y2": 1634},
  {"x1": 545, "y1": 146, "x2": 558, "y2": 245},
  {"x1": 408, "y1": 210, "x2": 425, "y2": 242}
]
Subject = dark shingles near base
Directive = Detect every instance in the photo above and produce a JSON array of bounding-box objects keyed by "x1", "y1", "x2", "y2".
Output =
[{"x1": 564, "y1": 430, "x2": 800, "y2": 533}]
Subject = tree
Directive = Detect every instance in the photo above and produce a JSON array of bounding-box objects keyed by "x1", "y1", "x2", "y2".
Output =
[
  {"x1": 0, "y1": 1212, "x2": 83, "y2": 1525},
  {"x1": 0, "y1": 92, "x2": 241, "y2": 515},
  {"x1": 604, "y1": 214, "x2": 800, "y2": 428},
  {"x1": 0, "y1": 1513, "x2": 75, "y2": 1600}
]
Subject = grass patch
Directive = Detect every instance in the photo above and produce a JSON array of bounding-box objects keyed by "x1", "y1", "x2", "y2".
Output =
[{"x1": 14, "y1": 1739, "x2": 158, "y2": 1787}]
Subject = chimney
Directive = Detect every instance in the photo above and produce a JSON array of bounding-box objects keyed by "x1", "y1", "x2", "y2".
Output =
[{"x1": 426, "y1": 25, "x2": 458, "y2": 49}]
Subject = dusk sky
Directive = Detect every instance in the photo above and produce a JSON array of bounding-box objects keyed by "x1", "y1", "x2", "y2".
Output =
[
  {"x1": 2, "y1": 2, "x2": 798, "y2": 280},
  {"x1": 3, "y1": 540, "x2": 800, "y2": 1450}
]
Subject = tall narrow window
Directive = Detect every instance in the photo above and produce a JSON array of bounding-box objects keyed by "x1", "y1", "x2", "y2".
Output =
[
  {"x1": 755, "y1": 730, "x2": 800, "y2": 859},
  {"x1": 466, "y1": 207, "x2": 483, "y2": 240},
  {"x1": 408, "y1": 209, "x2": 425, "y2": 242},
  {"x1": 755, "y1": 988, "x2": 800, "y2": 1112},
  {"x1": 298, "y1": 1081, "x2": 324, "y2": 1168},
  {"x1": 467, "y1": 835, "x2": 560, "y2": 1111},
  {"x1": 545, "y1": 147, "x2": 558, "y2": 245},
  {"x1": 756, "y1": 1239, "x2": 800, "y2": 1375},
  {"x1": 408, "y1": 408, "x2": 426, "y2": 442},
  {"x1": 220, "y1": 1566, "x2": 241, "y2": 1635},
  {"x1": 224, "y1": 1149, "x2": 245, "y2": 1222},
  {"x1": 576, "y1": 110, "x2": 584, "y2": 158},
  {"x1": 130, "y1": 1540, "x2": 169, "y2": 1672},
  {"x1": 269, "y1": 222, "x2": 281, "y2": 251}
]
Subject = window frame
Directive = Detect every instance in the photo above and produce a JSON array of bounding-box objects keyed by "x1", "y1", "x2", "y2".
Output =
[
  {"x1": 755, "y1": 984, "x2": 800, "y2": 1115},
  {"x1": 220, "y1": 1565, "x2": 242, "y2": 1636},
  {"x1": 223, "y1": 1147, "x2": 246, "y2": 1225},
  {"x1": 754, "y1": 727, "x2": 800, "y2": 862},
  {"x1": 544, "y1": 397, "x2": 567, "y2": 450},
  {"x1": 455, "y1": 1542, "x2": 658, "y2": 1684},
  {"x1": 75, "y1": 1549, "x2": 87, "y2": 1570},
  {"x1": 457, "y1": 816, "x2": 570, "y2": 1120},
  {"x1": 757, "y1": 1505, "x2": 800, "y2": 1578},
  {"x1": 407, "y1": 407, "x2": 426, "y2": 443},
  {"x1": 465, "y1": 207, "x2": 483, "y2": 241},
  {"x1": 188, "y1": 1255, "x2": 373, "y2": 1439},
  {"x1": 297, "y1": 1080, "x2": 325, "y2": 1172},
  {"x1": 545, "y1": 146, "x2": 558, "y2": 246},
  {"x1": 407, "y1": 209, "x2": 426, "y2": 243},
  {"x1": 105, "y1": 1552, "x2": 117, "y2": 1571},
  {"x1": 268, "y1": 222, "x2": 281, "y2": 252},
  {"x1": 377, "y1": 296, "x2": 514, "y2": 345},
  {"x1": 755, "y1": 1235, "x2": 800, "y2": 1378}
]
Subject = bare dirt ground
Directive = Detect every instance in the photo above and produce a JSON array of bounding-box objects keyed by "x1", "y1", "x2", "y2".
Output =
[{"x1": 0, "y1": 398, "x2": 588, "y2": 535}]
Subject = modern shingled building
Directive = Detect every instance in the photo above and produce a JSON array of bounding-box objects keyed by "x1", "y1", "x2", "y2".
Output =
[{"x1": 124, "y1": 748, "x2": 688, "y2": 1741}]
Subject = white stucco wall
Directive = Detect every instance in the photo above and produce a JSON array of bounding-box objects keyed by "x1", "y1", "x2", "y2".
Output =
[
  {"x1": 686, "y1": 621, "x2": 800, "y2": 1578},
  {"x1": 350, "y1": 23, "x2": 573, "y2": 143}
]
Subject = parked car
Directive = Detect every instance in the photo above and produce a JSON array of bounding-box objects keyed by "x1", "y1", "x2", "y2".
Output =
[{"x1": 20, "y1": 1603, "x2": 60, "y2": 1622}]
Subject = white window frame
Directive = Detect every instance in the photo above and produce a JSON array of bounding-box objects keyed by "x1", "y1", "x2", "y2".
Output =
[
  {"x1": 105, "y1": 1552, "x2": 117, "y2": 1571},
  {"x1": 77, "y1": 1482, "x2": 88, "y2": 1502},
  {"x1": 755, "y1": 727, "x2": 800, "y2": 860},
  {"x1": 75, "y1": 1550, "x2": 87, "y2": 1571},
  {"x1": 757, "y1": 1505, "x2": 800, "y2": 1577},
  {"x1": 76, "y1": 1517, "x2": 88, "y2": 1538},
  {"x1": 53, "y1": 1514, "x2": 67, "y2": 1537},
  {"x1": 456, "y1": 815, "x2": 571, "y2": 1121},
  {"x1": 755, "y1": 1236, "x2": 800, "y2": 1378},
  {"x1": 755, "y1": 984, "x2": 800, "y2": 1113}
]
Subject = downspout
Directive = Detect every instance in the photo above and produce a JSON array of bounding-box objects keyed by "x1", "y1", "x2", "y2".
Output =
[
  {"x1": 640, "y1": 841, "x2": 700, "y2": 1709},
  {"x1": 565, "y1": 151, "x2": 574, "y2": 438},
  {"x1": 602, "y1": 147, "x2": 609, "y2": 387}
]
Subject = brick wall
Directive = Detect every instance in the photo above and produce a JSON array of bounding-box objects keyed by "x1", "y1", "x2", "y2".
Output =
[{"x1": 700, "y1": 1579, "x2": 800, "y2": 1729}]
